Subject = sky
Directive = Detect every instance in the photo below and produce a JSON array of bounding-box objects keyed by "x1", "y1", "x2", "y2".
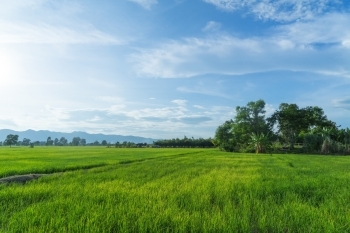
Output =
[{"x1": 0, "y1": 0, "x2": 350, "y2": 139}]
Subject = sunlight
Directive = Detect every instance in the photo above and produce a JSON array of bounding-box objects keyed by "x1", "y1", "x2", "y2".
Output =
[{"x1": 0, "y1": 52, "x2": 19, "y2": 84}]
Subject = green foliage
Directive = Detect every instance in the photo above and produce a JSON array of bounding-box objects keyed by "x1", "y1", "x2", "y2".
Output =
[
  {"x1": 4, "y1": 134, "x2": 19, "y2": 147},
  {"x1": 249, "y1": 132, "x2": 271, "y2": 153},
  {"x1": 80, "y1": 139, "x2": 86, "y2": 146},
  {"x1": 303, "y1": 133, "x2": 323, "y2": 153},
  {"x1": 300, "y1": 128, "x2": 350, "y2": 155},
  {"x1": 46, "y1": 137, "x2": 53, "y2": 146},
  {"x1": 155, "y1": 136, "x2": 213, "y2": 148},
  {"x1": 1, "y1": 148, "x2": 350, "y2": 232},
  {"x1": 214, "y1": 99, "x2": 348, "y2": 154},
  {"x1": 22, "y1": 138, "x2": 31, "y2": 146},
  {"x1": 214, "y1": 120, "x2": 236, "y2": 152},
  {"x1": 71, "y1": 137, "x2": 81, "y2": 146},
  {"x1": 269, "y1": 104, "x2": 336, "y2": 149},
  {"x1": 214, "y1": 100, "x2": 272, "y2": 152},
  {"x1": 58, "y1": 137, "x2": 68, "y2": 146},
  {"x1": 101, "y1": 140, "x2": 108, "y2": 146}
]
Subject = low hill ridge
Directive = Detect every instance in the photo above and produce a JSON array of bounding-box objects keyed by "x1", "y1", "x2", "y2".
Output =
[{"x1": 0, "y1": 129, "x2": 156, "y2": 144}]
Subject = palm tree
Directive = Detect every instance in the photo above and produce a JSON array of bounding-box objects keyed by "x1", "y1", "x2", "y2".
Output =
[{"x1": 250, "y1": 132, "x2": 271, "y2": 154}]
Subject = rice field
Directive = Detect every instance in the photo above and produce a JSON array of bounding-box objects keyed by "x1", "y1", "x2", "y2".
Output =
[{"x1": 1, "y1": 147, "x2": 350, "y2": 232}]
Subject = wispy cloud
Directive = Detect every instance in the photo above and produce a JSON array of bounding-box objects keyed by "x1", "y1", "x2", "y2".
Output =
[
  {"x1": 130, "y1": 12, "x2": 350, "y2": 79},
  {"x1": 0, "y1": 0, "x2": 47, "y2": 13},
  {"x1": 193, "y1": 105, "x2": 205, "y2": 109},
  {"x1": 128, "y1": 0, "x2": 158, "y2": 9},
  {"x1": 130, "y1": 36, "x2": 262, "y2": 78},
  {"x1": 172, "y1": 99, "x2": 187, "y2": 106},
  {"x1": 177, "y1": 86, "x2": 233, "y2": 99},
  {"x1": 204, "y1": 0, "x2": 340, "y2": 22},
  {"x1": 0, "y1": 0, "x2": 122, "y2": 45},
  {"x1": 275, "y1": 13, "x2": 350, "y2": 46},
  {"x1": 333, "y1": 98, "x2": 350, "y2": 111},
  {"x1": 0, "y1": 22, "x2": 122, "y2": 44},
  {"x1": 97, "y1": 96, "x2": 124, "y2": 104},
  {"x1": 0, "y1": 118, "x2": 18, "y2": 128},
  {"x1": 202, "y1": 21, "x2": 221, "y2": 32}
]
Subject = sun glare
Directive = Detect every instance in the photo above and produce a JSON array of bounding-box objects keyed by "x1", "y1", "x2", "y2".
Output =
[{"x1": 0, "y1": 53, "x2": 18, "y2": 83}]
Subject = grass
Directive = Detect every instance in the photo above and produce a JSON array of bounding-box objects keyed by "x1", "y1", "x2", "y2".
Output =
[
  {"x1": 0, "y1": 147, "x2": 203, "y2": 178},
  {"x1": 1, "y1": 147, "x2": 350, "y2": 232}
]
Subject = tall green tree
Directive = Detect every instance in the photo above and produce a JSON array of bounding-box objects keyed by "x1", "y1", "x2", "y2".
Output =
[
  {"x1": 232, "y1": 99, "x2": 272, "y2": 150},
  {"x1": 268, "y1": 104, "x2": 303, "y2": 149},
  {"x1": 59, "y1": 137, "x2": 68, "y2": 146},
  {"x1": 214, "y1": 120, "x2": 235, "y2": 152},
  {"x1": 81, "y1": 139, "x2": 86, "y2": 146},
  {"x1": 46, "y1": 137, "x2": 54, "y2": 146},
  {"x1": 54, "y1": 138, "x2": 59, "y2": 146},
  {"x1": 4, "y1": 134, "x2": 19, "y2": 147},
  {"x1": 22, "y1": 138, "x2": 31, "y2": 146},
  {"x1": 71, "y1": 137, "x2": 81, "y2": 146},
  {"x1": 214, "y1": 99, "x2": 272, "y2": 152},
  {"x1": 268, "y1": 104, "x2": 335, "y2": 149},
  {"x1": 235, "y1": 99, "x2": 269, "y2": 135}
]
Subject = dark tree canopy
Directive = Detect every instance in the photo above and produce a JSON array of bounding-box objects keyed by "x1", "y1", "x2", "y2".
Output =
[
  {"x1": 154, "y1": 136, "x2": 213, "y2": 148},
  {"x1": 268, "y1": 103, "x2": 336, "y2": 149},
  {"x1": 101, "y1": 140, "x2": 108, "y2": 146},
  {"x1": 215, "y1": 99, "x2": 272, "y2": 152},
  {"x1": 71, "y1": 137, "x2": 81, "y2": 146},
  {"x1": 4, "y1": 134, "x2": 19, "y2": 147},
  {"x1": 46, "y1": 137, "x2": 54, "y2": 146},
  {"x1": 214, "y1": 99, "x2": 349, "y2": 154}
]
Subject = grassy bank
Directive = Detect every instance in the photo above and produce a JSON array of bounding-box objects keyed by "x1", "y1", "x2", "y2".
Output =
[{"x1": 1, "y1": 148, "x2": 350, "y2": 232}]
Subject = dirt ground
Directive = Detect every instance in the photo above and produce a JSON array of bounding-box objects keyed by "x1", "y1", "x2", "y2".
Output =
[{"x1": 0, "y1": 174, "x2": 48, "y2": 184}]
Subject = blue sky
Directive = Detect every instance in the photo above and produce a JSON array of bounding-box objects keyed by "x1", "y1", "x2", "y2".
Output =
[{"x1": 0, "y1": 0, "x2": 350, "y2": 139}]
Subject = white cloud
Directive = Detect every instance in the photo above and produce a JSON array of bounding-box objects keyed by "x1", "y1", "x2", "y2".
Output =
[
  {"x1": 0, "y1": 0, "x2": 122, "y2": 45},
  {"x1": 203, "y1": 0, "x2": 249, "y2": 11},
  {"x1": 0, "y1": 21, "x2": 121, "y2": 44},
  {"x1": 343, "y1": 40, "x2": 350, "y2": 49},
  {"x1": 128, "y1": 0, "x2": 158, "y2": 9},
  {"x1": 202, "y1": 21, "x2": 221, "y2": 32},
  {"x1": 97, "y1": 96, "x2": 124, "y2": 104},
  {"x1": 0, "y1": 118, "x2": 18, "y2": 128},
  {"x1": 130, "y1": 36, "x2": 262, "y2": 78},
  {"x1": 172, "y1": 99, "x2": 188, "y2": 106},
  {"x1": 193, "y1": 105, "x2": 205, "y2": 109},
  {"x1": 0, "y1": 0, "x2": 84, "y2": 16},
  {"x1": 204, "y1": 0, "x2": 339, "y2": 22},
  {"x1": 29, "y1": 103, "x2": 220, "y2": 138},
  {"x1": 0, "y1": 0, "x2": 47, "y2": 13},
  {"x1": 130, "y1": 13, "x2": 350, "y2": 79},
  {"x1": 177, "y1": 86, "x2": 233, "y2": 99},
  {"x1": 276, "y1": 13, "x2": 350, "y2": 46},
  {"x1": 264, "y1": 104, "x2": 276, "y2": 117},
  {"x1": 333, "y1": 98, "x2": 350, "y2": 111}
]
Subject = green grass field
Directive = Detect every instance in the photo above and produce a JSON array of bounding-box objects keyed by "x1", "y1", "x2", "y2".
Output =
[{"x1": 1, "y1": 147, "x2": 350, "y2": 232}]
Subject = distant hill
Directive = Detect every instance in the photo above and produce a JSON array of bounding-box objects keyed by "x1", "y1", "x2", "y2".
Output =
[{"x1": 0, "y1": 129, "x2": 157, "y2": 144}]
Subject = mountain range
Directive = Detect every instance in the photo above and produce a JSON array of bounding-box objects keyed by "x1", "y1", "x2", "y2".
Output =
[{"x1": 0, "y1": 129, "x2": 157, "y2": 144}]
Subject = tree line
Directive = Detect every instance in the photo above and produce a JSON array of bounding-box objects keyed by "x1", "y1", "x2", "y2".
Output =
[
  {"x1": 1, "y1": 134, "x2": 214, "y2": 149},
  {"x1": 0, "y1": 135, "x2": 113, "y2": 147},
  {"x1": 214, "y1": 99, "x2": 350, "y2": 155},
  {"x1": 153, "y1": 136, "x2": 214, "y2": 148}
]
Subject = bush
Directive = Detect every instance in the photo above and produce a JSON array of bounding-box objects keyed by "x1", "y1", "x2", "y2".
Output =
[{"x1": 303, "y1": 134, "x2": 323, "y2": 153}]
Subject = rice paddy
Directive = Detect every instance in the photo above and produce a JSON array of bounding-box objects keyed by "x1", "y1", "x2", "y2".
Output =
[{"x1": 1, "y1": 147, "x2": 350, "y2": 232}]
